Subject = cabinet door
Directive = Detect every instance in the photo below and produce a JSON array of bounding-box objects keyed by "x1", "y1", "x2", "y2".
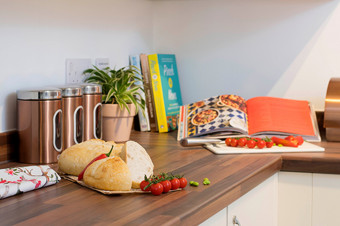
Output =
[
  {"x1": 227, "y1": 173, "x2": 278, "y2": 226},
  {"x1": 200, "y1": 208, "x2": 227, "y2": 226},
  {"x1": 312, "y1": 173, "x2": 340, "y2": 226},
  {"x1": 278, "y1": 172, "x2": 312, "y2": 226}
]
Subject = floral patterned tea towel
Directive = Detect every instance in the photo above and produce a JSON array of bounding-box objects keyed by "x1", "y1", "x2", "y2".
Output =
[{"x1": 0, "y1": 165, "x2": 61, "y2": 199}]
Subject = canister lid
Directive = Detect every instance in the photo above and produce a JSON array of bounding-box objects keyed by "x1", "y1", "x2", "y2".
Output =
[
  {"x1": 17, "y1": 87, "x2": 62, "y2": 100},
  {"x1": 59, "y1": 85, "x2": 83, "y2": 97},
  {"x1": 81, "y1": 83, "x2": 102, "y2": 94}
]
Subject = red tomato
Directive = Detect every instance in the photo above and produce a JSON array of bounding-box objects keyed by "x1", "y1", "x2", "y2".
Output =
[
  {"x1": 266, "y1": 141, "x2": 274, "y2": 148},
  {"x1": 140, "y1": 180, "x2": 151, "y2": 191},
  {"x1": 151, "y1": 183, "x2": 163, "y2": 196},
  {"x1": 179, "y1": 177, "x2": 188, "y2": 188},
  {"x1": 225, "y1": 138, "x2": 232, "y2": 146},
  {"x1": 257, "y1": 140, "x2": 266, "y2": 149},
  {"x1": 160, "y1": 180, "x2": 171, "y2": 193},
  {"x1": 170, "y1": 178, "x2": 180, "y2": 190},
  {"x1": 295, "y1": 136, "x2": 304, "y2": 145},
  {"x1": 230, "y1": 138, "x2": 238, "y2": 147},
  {"x1": 238, "y1": 138, "x2": 247, "y2": 147},
  {"x1": 254, "y1": 138, "x2": 261, "y2": 142},
  {"x1": 247, "y1": 139, "x2": 256, "y2": 148}
]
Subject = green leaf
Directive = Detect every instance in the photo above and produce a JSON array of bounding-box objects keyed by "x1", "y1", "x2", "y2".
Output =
[{"x1": 81, "y1": 65, "x2": 145, "y2": 112}]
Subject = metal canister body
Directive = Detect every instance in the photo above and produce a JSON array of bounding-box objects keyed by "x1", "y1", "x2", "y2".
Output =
[
  {"x1": 324, "y1": 78, "x2": 340, "y2": 141},
  {"x1": 17, "y1": 88, "x2": 62, "y2": 164},
  {"x1": 81, "y1": 84, "x2": 102, "y2": 141},
  {"x1": 61, "y1": 86, "x2": 83, "y2": 150}
]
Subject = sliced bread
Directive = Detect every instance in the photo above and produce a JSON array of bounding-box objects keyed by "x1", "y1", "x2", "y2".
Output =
[{"x1": 120, "y1": 141, "x2": 154, "y2": 188}]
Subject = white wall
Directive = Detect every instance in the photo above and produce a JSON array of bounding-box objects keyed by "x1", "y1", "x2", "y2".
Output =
[
  {"x1": 152, "y1": 0, "x2": 340, "y2": 110},
  {"x1": 2, "y1": 0, "x2": 340, "y2": 132},
  {"x1": 0, "y1": 0, "x2": 153, "y2": 132}
]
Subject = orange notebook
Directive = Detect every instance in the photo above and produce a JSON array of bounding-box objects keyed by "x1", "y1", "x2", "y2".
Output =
[{"x1": 177, "y1": 95, "x2": 320, "y2": 141}]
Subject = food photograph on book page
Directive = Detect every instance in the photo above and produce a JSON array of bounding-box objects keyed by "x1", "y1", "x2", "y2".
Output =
[{"x1": 179, "y1": 95, "x2": 248, "y2": 140}]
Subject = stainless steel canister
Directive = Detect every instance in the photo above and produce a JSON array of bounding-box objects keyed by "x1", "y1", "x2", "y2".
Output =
[
  {"x1": 81, "y1": 84, "x2": 102, "y2": 141},
  {"x1": 17, "y1": 87, "x2": 62, "y2": 164},
  {"x1": 60, "y1": 86, "x2": 83, "y2": 150}
]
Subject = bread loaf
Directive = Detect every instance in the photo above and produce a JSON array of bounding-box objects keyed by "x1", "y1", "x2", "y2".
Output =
[
  {"x1": 58, "y1": 139, "x2": 123, "y2": 176},
  {"x1": 83, "y1": 157, "x2": 132, "y2": 191},
  {"x1": 120, "y1": 141, "x2": 154, "y2": 188}
]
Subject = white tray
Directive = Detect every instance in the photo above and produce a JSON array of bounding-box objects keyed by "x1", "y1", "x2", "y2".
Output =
[{"x1": 204, "y1": 141, "x2": 324, "y2": 155}]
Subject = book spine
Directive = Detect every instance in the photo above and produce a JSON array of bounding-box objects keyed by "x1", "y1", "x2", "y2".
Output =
[
  {"x1": 148, "y1": 54, "x2": 169, "y2": 133},
  {"x1": 129, "y1": 55, "x2": 150, "y2": 132},
  {"x1": 140, "y1": 54, "x2": 158, "y2": 132}
]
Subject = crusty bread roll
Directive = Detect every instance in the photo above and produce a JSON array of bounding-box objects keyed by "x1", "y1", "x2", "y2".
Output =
[
  {"x1": 120, "y1": 141, "x2": 154, "y2": 189},
  {"x1": 58, "y1": 139, "x2": 123, "y2": 176},
  {"x1": 83, "y1": 157, "x2": 132, "y2": 191}
]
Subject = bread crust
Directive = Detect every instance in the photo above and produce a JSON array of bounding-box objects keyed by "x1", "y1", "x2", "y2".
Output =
[
  {"x1": 83, "y1": 157, "x2": 132, "y2": 191},
  {"x1": 58, "y1": 139, "x2": 123, "y2": 176}
]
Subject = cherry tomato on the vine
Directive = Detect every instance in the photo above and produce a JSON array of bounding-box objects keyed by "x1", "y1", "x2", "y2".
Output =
[
  {"x1": 247, "y1": 139, "x2": 256, "y2": 148},
  {"x1": 238, "y1": 138, "x2": 247, "y2": 147},
  {"x1": 225, "y1": 138, "x2": 232, "y2": 146},
  {"x1": 160, "y1": 180, "x2": 171, "y2": 193},
  {"x1": 170, "y1": 178, "x2": 180, "y2": 190},
  {"x1": 266, "y1": 141, "x2": 274, "y2": 148},
  {"x1": 179, "y1": 177, "x2": 188, "y2": 188},
  {"x1": 230, "y1": 138, "x2": 238, "y2": 147},
  {"x1": 253, "y1": 138, "x2": 262, "y2": 143},
  {"x1": 257, "y1": 140, "x2": 266, "y2": 149},
  {"x1": 140, "y1": 180, "x2": 151, "y2": 191},
  {"x1": 151, "y1": 183, "x2": 163, "y2": 196}
]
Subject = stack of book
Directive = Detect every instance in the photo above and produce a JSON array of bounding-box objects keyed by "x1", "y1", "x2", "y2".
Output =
[{"x1": 130, "y1": 54, "x2": 183, "y2": 133}]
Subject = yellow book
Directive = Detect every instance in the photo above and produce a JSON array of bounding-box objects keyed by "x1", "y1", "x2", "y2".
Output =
[{"x1": 148, "y1": 54, "x2": 182, "y2": 133}]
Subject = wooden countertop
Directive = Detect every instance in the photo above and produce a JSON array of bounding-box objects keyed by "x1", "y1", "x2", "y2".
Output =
[{"x1": 1, "y1": 131, "x2": 340, "y2": 225}]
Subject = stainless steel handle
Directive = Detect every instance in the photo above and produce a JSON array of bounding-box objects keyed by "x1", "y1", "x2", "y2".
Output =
[
  {"x1": 233, "y1": 216, "x2": 241, "y2": 226},
  {"x1": 180, "y1": 137, "x2": 222, "y2": 147}
]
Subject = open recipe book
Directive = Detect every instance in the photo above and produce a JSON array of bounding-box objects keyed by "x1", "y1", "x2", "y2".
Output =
[{"x1": 177, "y1": 95, "x2": 321, "y2": 142}]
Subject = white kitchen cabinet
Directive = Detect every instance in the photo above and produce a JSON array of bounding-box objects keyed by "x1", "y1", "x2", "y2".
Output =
[
  {"x1": 200, "y1": 208, "x2": 227, "y2": 226},
  {"x1": 278, "y1": 172, "x2": 313, "y2": 226},
  {"x1": 227, "y1": 173, "x2": 278, "y2": 226},
  {"x1": 202, "y1": 171, "x2": 340, "y2": 226},
  {"x1": 312, "y1": 173, "x2": 340, "y2": 226},
  {"x1": 278, "y1": 172, "x2": 340, "y2": 226},
  {"x1": 200, "y1": 173, "x2": 278, "y2": 226}
]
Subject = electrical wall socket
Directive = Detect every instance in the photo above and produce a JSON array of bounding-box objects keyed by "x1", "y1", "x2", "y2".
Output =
[
  {"x1": 65, "y1": 58, "x2": 92, "y2": 84},
  {"x1": 95, "y1": 58, "x2": 109, "y2": 69}
]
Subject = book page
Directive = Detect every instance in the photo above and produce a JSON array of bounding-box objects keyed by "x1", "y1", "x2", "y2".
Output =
[
  {"x1": 247, "y1": 97, "x2": 315, "y2": 136},
  {"x1": 177, "y1": 94, "x2": 248, "y2": 140}
]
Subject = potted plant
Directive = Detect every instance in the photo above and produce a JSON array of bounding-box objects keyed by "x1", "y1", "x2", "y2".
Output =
[{"x1": 83, "y1": 65, "x2": 145, "y2": 142}]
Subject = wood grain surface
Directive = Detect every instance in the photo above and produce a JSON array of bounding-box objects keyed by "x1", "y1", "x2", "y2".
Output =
[
  {"x1": 1, "y1": 130, "x2": 340, "y2": 225},
  {"x1": 0, "y1": 130, "x2": 18, "y2": 163}
]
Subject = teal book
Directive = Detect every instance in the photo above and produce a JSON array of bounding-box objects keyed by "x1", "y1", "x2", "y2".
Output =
[{"x1": 148, "y1": 54, "x2": 183, "y2": 132}]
